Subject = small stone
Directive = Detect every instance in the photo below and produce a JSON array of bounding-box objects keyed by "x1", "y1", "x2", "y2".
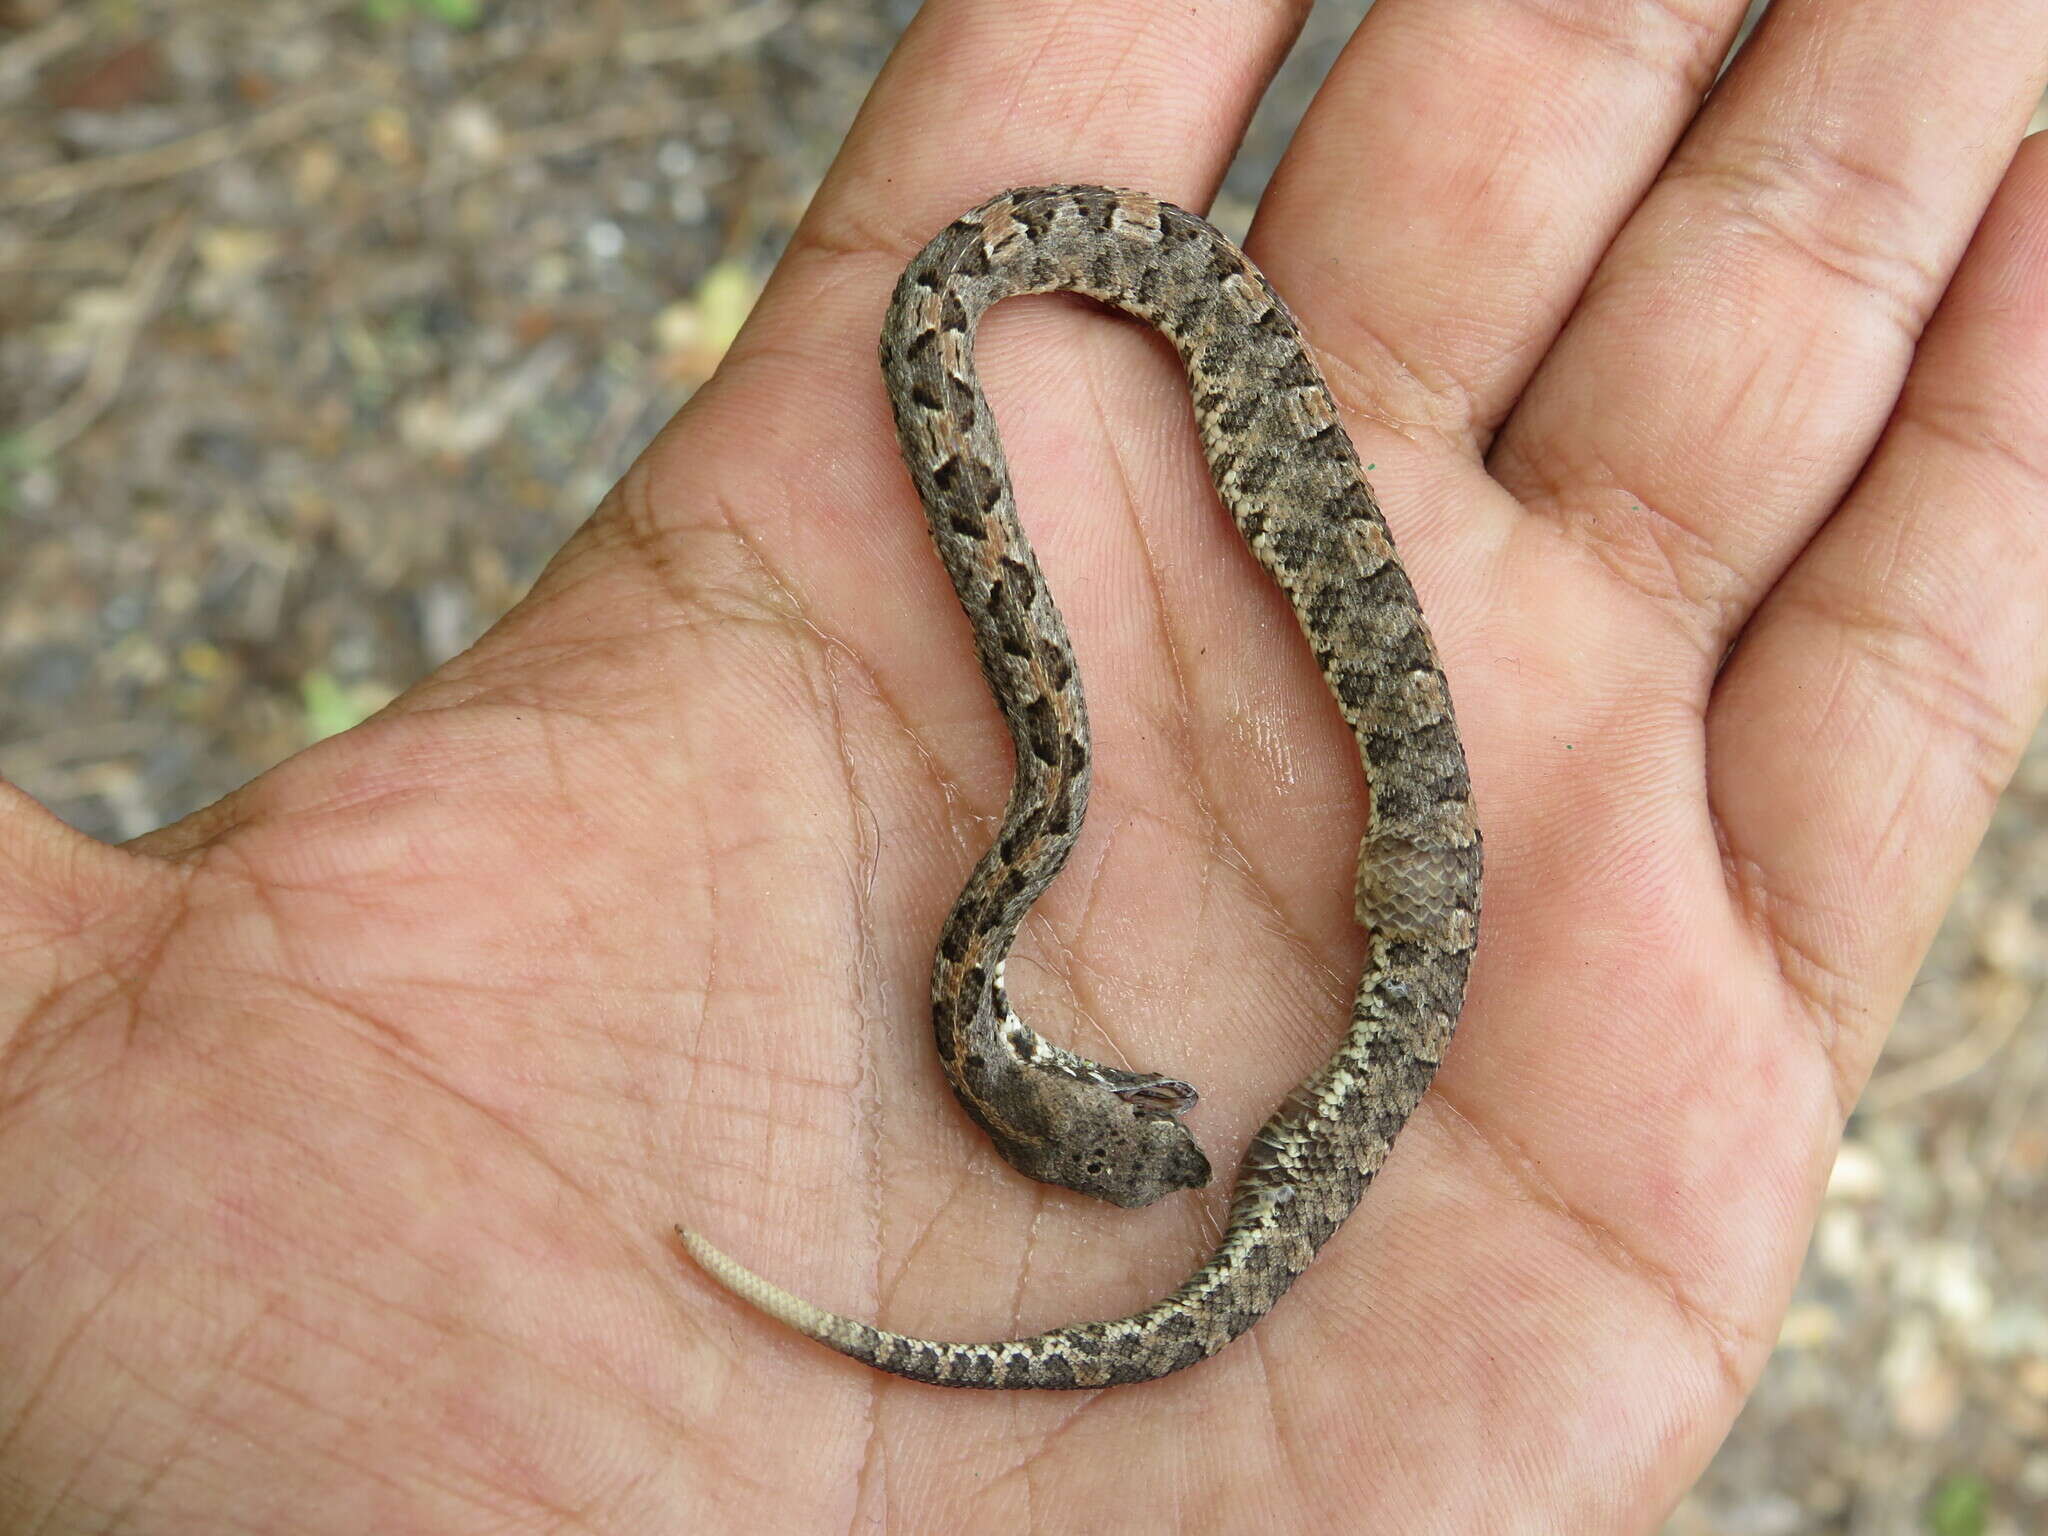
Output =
[
  {"x1": 1978, "y1": 898, "x2": 2040, "y2": 976},
  {"x1": 293, "y1": 141, "x2": 340, "y2": 205},
  {"x1": 2019, "y1": 1356, "x2": 2048, "y2": 1401},
  {"x1": 1901, "y1": 1242, "x2": 1992, "y2": 1328},
  {"x1": 178, "y1": 640, "x2": 228, "y2": 681},
  {"x1": 1707, "y1": 1493, "x2": 1808, "y2": 1536},
  {"x1": 529, "y1": 252, "x2": 573, "y2": 296},
  {"x1": 670, "y1": 183, "x2": 709, "y2": 225},
  {"x1": 1981, "y1": 1305, "x2": 2048, "y2": 1360},
  {"x1": 365, "y1": 103, "x2": 414, "y2": 166},
  {"x1": 105, "y1": 633, "x2": 167, "y2": 686},
  {"x1": 157, "y1": 573, "x2": 199, "y2": 618},
  {"x1": 2021, "y1": 1450, "x2": 2048, "y2": 1499},
  {"x1": 415, "y1": 580, "x2": 474, "y2": 666},
  {"x1": 1814, "y1": 1208, "x2": 1866, "y2": 1277},
  {"x1": 1881, "y1": 1317, "x2": 1961, "y2": 1440},
  {"x1": 1776, "y1": 1303, "x2": 1839, "y2": 1349},
  {"x1": 653, "y1": 301, "x2": 704, "y2": 358},
  {"x1": 443, "y1": 98, "x2": 502, "y2": 162},
  {"x1": 1826, "y1": 1138, "x2": 1885, "y2": 1201},
  {"x1": 196, "y1": 226, "x2": 281, "y2": 286}
]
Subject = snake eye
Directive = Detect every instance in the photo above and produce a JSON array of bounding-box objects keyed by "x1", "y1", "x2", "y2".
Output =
[{"x1": 1111, "y1": 1076, "x2": 1200, "y2": 1117}]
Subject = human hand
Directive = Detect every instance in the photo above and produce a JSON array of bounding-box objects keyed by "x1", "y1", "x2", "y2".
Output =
[{"x1": 4, "y1": 0, "x2": 2044, "y2": 1529}]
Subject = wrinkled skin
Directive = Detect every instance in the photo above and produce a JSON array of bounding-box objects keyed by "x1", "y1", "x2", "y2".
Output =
[{"x1": 3, "y1": 0, "x2": 2046, "y2": 1530}]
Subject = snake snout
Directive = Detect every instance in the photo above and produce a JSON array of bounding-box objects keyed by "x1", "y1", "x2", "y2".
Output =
[{"x1": 1063, "y1": 1090, "x2": 1213, "y2": 1208}]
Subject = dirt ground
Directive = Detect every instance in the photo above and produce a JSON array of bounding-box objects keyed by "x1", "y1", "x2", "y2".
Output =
[{"x1": 3, "y1": 3, "x2": 2044, "y2": 1530}]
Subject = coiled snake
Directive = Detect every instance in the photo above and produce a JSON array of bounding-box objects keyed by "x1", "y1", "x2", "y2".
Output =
[{"x1": 679, "y1": 186, "x2": 1480, "y2": 1389}]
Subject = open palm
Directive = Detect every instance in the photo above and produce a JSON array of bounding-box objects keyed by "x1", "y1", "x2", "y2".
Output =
[{"x1": 5, "y1": 1, "x2": 2046, "y2": 1530}]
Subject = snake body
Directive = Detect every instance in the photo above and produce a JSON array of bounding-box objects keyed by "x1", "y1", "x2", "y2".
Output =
[{"x1": 680, "y1": 186, "x2": 1480, "y2": 1388}]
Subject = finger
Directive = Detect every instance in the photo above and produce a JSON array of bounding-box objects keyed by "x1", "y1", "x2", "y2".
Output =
[
  {"x1": 813, "y1": 0, "x2": 1312, "y2": 247},
  {"x1": 1491, "y1": 0, "x2": 2048, "y2": 651},
  {"x1": 1710, "y1": 131, "x2": 2048, "y2": 1111},
  {"x1": 1249, "y1": 0, "x2": 1751, "y2": 456}
]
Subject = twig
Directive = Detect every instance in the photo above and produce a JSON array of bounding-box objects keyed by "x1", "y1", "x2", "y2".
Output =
[
  {"x1": 0, "y1": 234, "x2": 134, "y2": 275},
  {"x1": 1862, "y1": 975, "x2": 2037, "y2": 1115},
  {"x1": 0, "y1": 89, "x2": 363, "y2": 209},
  {"x1": 15, "y1": 210, "x2": 191, "y2": 457},
  {"x1": 0, "y1": 10, "x2": 87, "y2": 87},
  {"x1": 618, "y1": 1, "x2": 793, "y2": 66},
  {"x1": 1974, "y1": 980, "x2": 2048, "y2": 1186},
  {"x1": 501, "y1": 98, "x2": 696, "y2": 163}
]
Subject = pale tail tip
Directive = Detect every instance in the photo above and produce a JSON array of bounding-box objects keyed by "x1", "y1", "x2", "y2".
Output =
[
  {"x1": 675, "y1": 1227, "x2": 748, "y2": 1292},
  {"x1": 675, "y1": 1226, "x2": 843, "y2": 1343}
]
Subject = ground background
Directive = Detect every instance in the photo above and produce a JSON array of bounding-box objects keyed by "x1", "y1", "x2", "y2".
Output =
[{"x1": 2, "y1": 2, "x2": 2043, "y2": 1531}]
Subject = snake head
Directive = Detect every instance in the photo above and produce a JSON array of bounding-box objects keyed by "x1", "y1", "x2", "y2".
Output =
[{"x1": 977, "y1": 1061, "x2": 1213, "y2": 1208}]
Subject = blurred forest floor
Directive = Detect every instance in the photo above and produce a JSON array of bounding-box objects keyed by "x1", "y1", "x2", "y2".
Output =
[{"x1": 2, "y1": 3, "x2": 2044, "y2": 1531}]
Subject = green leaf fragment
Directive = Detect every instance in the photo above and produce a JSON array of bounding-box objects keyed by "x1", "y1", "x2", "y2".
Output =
[{"x1": 1926, "y1": 1473, "x2": 1989, "y2": 1536}]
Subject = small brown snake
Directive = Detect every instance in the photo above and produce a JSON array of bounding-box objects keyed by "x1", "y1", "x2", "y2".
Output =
[{"x1": 679, "y1": 186, "x2": 1480, "y2": 1388}]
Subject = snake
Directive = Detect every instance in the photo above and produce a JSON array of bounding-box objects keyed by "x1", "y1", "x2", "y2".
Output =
[{"x1": 678, "y1": 185, "x2": 1480, "y2": 1389}]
